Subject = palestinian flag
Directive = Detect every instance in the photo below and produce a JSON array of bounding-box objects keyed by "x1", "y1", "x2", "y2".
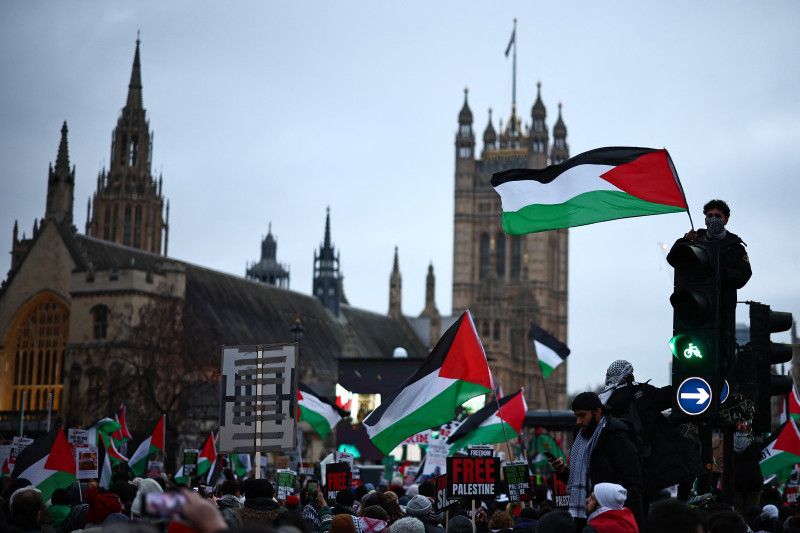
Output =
[
  {"x1": 491, "y1": 147, "x2": 687, "y2": 234},
  {"x1": 529, "y1": 323, "x2": 570, "y2": 379},
  {"x1": 298, "y1": 383, "x2": 344, "y2": 439},
  {"x1": 1, "y1": 458, "x2": 11, "y2": 478},
  {"x1": 195, "y1": 432, "x2": 217, "y2": 478},
  {"x1": 100, "y1": 432, "x2": 129, "y2": 466},
  {"x1": 761, "y1": 420, "x2": 800, "y2": 477},
  {"x1": 230, "y1": 453, "x2": 251, "y2": 478},
  {"x1": 88, "y1": 417, "x2": 121, "y2": 447},
  {"x1": 128, "y1": 414, "x2": 166, "y2": 477},
  {"x1": 781, "y1": 381, "x2": 800, "y2": 424},
  {"x1": 446, "y1": 389, "x2": 527, "y2": 453},
  {"x1": 11, "y1": 426, "x2": 76, "y2": 502},
  {"x1": 98, "y1": 433, "x2": 113, "y2": 488},
  {"x1": 112, "y1": 404, "x2": 133, "y2": 448},
  {"x1": 364, "y1": 310, "x2": 494, "y2": 455},
  {"x1": 530, "y1": 433, "x2": 567, "y2": 467}
]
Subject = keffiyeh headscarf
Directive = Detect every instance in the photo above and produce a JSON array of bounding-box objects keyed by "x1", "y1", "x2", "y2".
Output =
[
  {"x1": 599, "y1": 360, "x2": 634, "y2": 403},
  {"x1": 567, "y1": 416, "x2": 607, "y2": 519}
]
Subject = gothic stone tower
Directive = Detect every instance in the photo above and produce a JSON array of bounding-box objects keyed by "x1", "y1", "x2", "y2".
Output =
[
  {"x1": 313, "y1": 207, "x2": 341, "y2": 316},
  {"x1": 86, "y1": 38, "x2": 168, "y2": 255},
  {"x1": 452, "y1": 83, "x2": 569, "y2": 410}
]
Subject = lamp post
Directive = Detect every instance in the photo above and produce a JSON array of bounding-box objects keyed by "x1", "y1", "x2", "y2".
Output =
[{"x1": 290, "y1": 315, "x2": 306, "y2": 471}]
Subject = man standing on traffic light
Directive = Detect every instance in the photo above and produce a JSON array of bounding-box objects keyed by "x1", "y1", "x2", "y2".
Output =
[{"x1": 679, "y1": 199, "x2": 752, "y2": 329}]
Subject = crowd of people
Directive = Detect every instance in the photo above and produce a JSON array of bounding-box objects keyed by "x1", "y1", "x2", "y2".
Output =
[{"x1": 2, "y1": 464, "x2": 800, "y2": 533}]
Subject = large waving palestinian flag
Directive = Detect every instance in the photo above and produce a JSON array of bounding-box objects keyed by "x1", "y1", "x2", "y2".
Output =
[
  {"x1": 128, "y1": 414, "x2": 166, "y2": 477},
  {"x1": 298, "y1": 383, "x2": 344, "y2": 439},
  {"x1": 11, "y1": 426, "x2": 76, "y2": 501},
  {"x1": 446, "y1": 389, "x2": 527, "y2": 453},
  {"x1": 761, "y1": 420, "x2": 800, "y2": 477},
  {"x1": 363, "y1": 310, "x2": 494, "y2": 455},
  {"x1": 491, "y1": 147, "x2": 688, "y2": 234}
]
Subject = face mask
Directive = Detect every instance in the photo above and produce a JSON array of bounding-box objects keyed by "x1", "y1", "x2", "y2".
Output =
[{"x1": 705, "y1": 216, "x2": 727, "y2": 240}]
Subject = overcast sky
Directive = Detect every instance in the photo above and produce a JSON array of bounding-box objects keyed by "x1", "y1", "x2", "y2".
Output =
[{"x1": 2, "y1": 2, "x2": 798, "y2": 396}]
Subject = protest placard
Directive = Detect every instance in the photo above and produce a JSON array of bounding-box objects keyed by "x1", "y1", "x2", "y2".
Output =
[
  {"x1": 467, "y1": 445, "x2": 494, "y2": 458},
  {"x1": 183, "y1": 449, "x2": 199, "y2": 477},
  {"x1": 147, "y1": 461, "x2": 164, "y2": 478},
  {"x1": 434, "y1": 474, "x2": 459, "y2": 512},
  {"x1": 403, "y1": 466, "x2": 418, "y2": 486},
  {"x1": 68, "y1": 429, "x2": 91, "y2": 447},
  {"x1": 503, "y1": 461, "x2": 532, "y2": 502},
  {"x1": 351, "y1": 466, "x2": 361, "y2": 488},
  {"x1": 549, "y1": 473, "x2": 569, "y2": 508},
  {"x1": 446, "y1": 455, "x2": 500, "y2": 498},
  {"x1": 277, "y1": 469, "x2": 297, "y2": 501},
  {"x1": 333, "y1": 451, "x2": 354, "y2": 470},
  {"x1": 400, "y1": 430, "x2": 430, "y2": 446},
  {"x1": 76, "y1": 447, "x2": 99, "y2": 480},
  {"x1": 9, "y1": 437, "x2": 34, "y2": 469},
  {"x1": 325, "y1": 462, "x2": 351, "y2": 501}
]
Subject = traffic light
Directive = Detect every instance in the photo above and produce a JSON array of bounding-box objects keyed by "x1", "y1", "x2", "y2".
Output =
[
  {"x1": 667, "y1": 240, "x2": 724, "y2": 420},
  {"x1": 749, "y1": 302, "x2": 793, "y2": 433}
]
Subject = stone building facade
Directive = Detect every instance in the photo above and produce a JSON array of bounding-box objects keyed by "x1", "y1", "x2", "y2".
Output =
[{"x1": 452, "y1": 83, "x2": 570, "y2": 410}]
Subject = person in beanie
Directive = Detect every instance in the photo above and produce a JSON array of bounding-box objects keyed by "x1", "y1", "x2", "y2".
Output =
[
  {"x1": 235, "y1": 478, "x2": 285, "y2": 525},
  {"x1": 47, "y1": 488, "x2": 71, "y2": 529},
  {"x1": 548, "y1": 391, "x2": 643, "y2": 532},
  {"x1": 582, "y1": 482, "x2": 638, "y2": 533},
  {"x1": 404, "y1": 495, "x2": 443, "y2": 533},
  {"x1": 536, "y1": 510, "x2": 574, "y2": 533}
]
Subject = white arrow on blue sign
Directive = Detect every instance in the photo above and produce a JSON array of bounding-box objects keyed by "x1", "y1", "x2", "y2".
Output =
[{"x1": 677, "y1": 377, "x2": 713, "y2": 415}]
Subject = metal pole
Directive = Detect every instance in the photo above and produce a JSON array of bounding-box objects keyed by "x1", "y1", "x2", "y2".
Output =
[
  {"x1": 721, "y1": 423, "x2": 735, "y2": 504},
  {"x1": 512, "y1": 18, "x2": 517, "y2": 111},
  {"x1": 255, "y1": 347, "x2": 263, "y2": 479}
]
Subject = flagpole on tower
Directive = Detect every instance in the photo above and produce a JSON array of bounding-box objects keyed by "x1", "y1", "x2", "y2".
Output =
[{"x1": 505, "y1": 19, "x2": 517, "y2": 115}]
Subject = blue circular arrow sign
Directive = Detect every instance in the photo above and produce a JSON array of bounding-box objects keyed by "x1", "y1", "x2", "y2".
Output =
[{"x1": 677, "y1": 377, "x2": 713, "y2": 415}]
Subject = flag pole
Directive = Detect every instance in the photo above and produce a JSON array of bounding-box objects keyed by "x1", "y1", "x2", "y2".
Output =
[
  {"x1": 493, "y1": 387, "x2": 516, "y2": 462},
  {"x1": 19, "y1": 390, "x2": 25, "y2": 438},
  {"x1": 512, "y1": 18, "x2": 517, "y2": 112}
]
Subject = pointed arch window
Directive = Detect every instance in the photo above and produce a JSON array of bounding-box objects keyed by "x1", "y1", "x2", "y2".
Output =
[
  {"x1": 5, "y1": 293, "x2": 68, "y2": 412},
  {"x1": 133, "y1": 206, "x2": 142, "y2": 248},
  {"x1": 480, "y1": 233, "x2": 491, "y2": 279},
  {"x1": 123, "y1": 206, "x2": 132, "y2": 245},
  {"x1": 128, "y1": 136, "x2": 138, "y2": 166}
]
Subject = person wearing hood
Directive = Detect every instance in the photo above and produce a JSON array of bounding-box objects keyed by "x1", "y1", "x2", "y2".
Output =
[
  {"x1": 234, "y1": 478, "x2": 285, "y2": 525},
  {"x1": 215, "y1": 480, "x2": 242, "y2": 510},
  {"x1": 582, "y1": 483, "x2": 638, "y2": 533},
  {"x1": 600, "y1": 359, "x2": 704, "y2": 502}
]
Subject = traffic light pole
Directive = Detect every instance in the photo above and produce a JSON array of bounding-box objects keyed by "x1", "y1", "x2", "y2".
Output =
[{"x1": 721, "y1": 422, "x2": 735, "y2": 505}]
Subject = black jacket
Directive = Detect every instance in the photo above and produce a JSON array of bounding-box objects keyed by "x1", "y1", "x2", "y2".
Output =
[
  {"x1": 605, "y1": 382, "x2": 705, "y2": 495},
  {"x1": 558, "y1": 416, "x2": 645, "y2": 529},
  {"x1": 675, "y1": 229, "x2": 751, "y2": 325}
]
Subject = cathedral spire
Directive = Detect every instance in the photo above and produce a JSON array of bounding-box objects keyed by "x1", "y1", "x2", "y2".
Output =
[
  {"x1": 388, "y1": 246, "x2": 402, "y2": 318},
  {"x1": 45, "y1": 121, "x2": 75, "y2": 225},
  {"x1": 127, "y1": 33, "x2": 143, "y2": 110},
  {"x1": 323, "y1": 206, "x2": 332, "y2": 249}
]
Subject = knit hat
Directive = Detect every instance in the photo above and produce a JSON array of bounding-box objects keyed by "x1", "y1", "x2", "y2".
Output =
[
  {"x1": 405, "y1": 495, "x2": 432, "y2": 517},
  {"x1": 593, "y1": 483, "x2": 627, "y2": 510},
  {"x1": 448, "y1": 515, "x2": 474, "y2": 533},
  {"x1": 571, "y1": 392, "x2": 602, "y2": 412},
  {"x1": 242, "y1": 478, "x2": 274, "y2": 499},
  {"x1": 604, "y1": 360, "x2": 634, "y2": 389},
  {"x1": 286, "y1": 494, "x2": 300, "y2": 509},
  {"x1": 536, "y1": 510, "x2": 574, "y2": 533},
  {"x1": 763, "y1": 504, "x2": 779, "y2": 520},
  {"x1": 85, "y1": 487, "x2": 123, "y2": 524},
  {"x1": 390, "y1": 516, "x2": 425, "y2": 533}
]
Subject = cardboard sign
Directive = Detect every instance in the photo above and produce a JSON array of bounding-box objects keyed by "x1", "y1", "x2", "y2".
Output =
[
  {"x1": 351, "y1": 466, "x2": 361, "y2": 488},
  {"x1": 786, "y1": 483, "x2": 800, "y2": 504},
  {"x1": 434, "y1": 474, "x2": 459, "y2": 512},
  {"x1": 68, "y1": 429, "x2": 91, "y2": 446},
  {"x1": 503, "y1": 461, "x2": 532, "y2": 502},
  {"x1": 325, "y1": 462, "x2": 351, "y2": 501},
  {"x1": 549, "y1": 474, "x2": 569, "y2": 509},
  {"x1": 76, "y1": 447, "x2": 99, "y2": 480},
  {"x1": 358, "y1": 465, "x2": 385, "y2": 487},
  {"x1": 467, "y1": 445, "x2": 494, "y2": 458},
  {"x1": 276, "y1": 456, "x2": 291, "y2": 470},
  {"x1": 183, "y1": 449, "x2": 199, "y2": 477},
  {"x1": 446, "y1": 456, "x2": 500, "y2": 498},
  {"x1": 9, "y1": 437, "x2": 34, "y2": 469},
  {"x1": 277, "y1": 469, "x2": 297, "y2": 501},
  {"x1": 403, "y1": 466, "x2": 419, "y2": 487}
]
